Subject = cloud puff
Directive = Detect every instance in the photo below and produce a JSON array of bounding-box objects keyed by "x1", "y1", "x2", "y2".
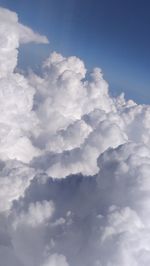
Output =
[
  {"x1": 0, "y1": 6, "x2": 150, "y2": 266},
  {"x1": 0, "y1": 7, "x2": 48, "y2": 78},
  {"x1": 42, "y1": 254, "x2": 69, "y2": 266},
  {"x1": 13, "y1": 200, "x2": 54, "y2": 228},
  {"x1": 0, "y1": 160, "x2": 35, "y2": 212}
]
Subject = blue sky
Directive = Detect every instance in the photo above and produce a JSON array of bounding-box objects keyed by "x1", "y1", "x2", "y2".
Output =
[{"x1": 0, "y1": 0, "x2": 150, "y2": 103}]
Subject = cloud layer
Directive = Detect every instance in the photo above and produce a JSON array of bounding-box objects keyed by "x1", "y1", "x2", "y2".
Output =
[{"x1": 0, "y1": 6, "x2": 150, "y2": 266}]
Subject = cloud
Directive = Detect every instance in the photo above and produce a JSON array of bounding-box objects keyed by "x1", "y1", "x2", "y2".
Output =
[
  {"x1": 0, "y1": 7, "x2": 48, "y2": 78},
  {"x1": 18, "y1": 24, "x2": 49, "y2": 44},
  {"x1": 13, "y1": 200, "x2": 55, "y2": 228},
  {"x1": 0, "y1": 160, "x2": 35, "y2": 212},
  {"x1": 0, "y1": 5, "x2": 150, "y2": 266},
  {"x1": 42, "y1": 254, "x2": 69, "y2": 266}
]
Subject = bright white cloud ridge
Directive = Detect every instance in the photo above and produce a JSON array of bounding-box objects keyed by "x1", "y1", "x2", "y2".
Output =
[{"x1": 0, "y1": 6, "x2": 150, "y2": 266}]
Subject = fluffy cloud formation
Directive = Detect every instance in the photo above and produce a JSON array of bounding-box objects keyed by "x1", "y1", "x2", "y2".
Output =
[
  {"x1": 0, "y1": 7, "x2": 48, "y2": 78},
  {"x1": 1, "y1": 6, "x2": 150, "y2": 266}
]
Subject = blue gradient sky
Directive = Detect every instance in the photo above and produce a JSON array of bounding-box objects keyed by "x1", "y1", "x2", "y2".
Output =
[{"x1": 0, "y1": 0, "x2": 150, "y2": 103}]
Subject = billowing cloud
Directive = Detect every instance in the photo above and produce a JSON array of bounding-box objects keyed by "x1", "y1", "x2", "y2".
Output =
[
  {"x1": 0, "y1": 6, "x2": 48, "y2": 78},
  {"x1": 0, "y1": 6, "x2": 150, "y2": 266}
]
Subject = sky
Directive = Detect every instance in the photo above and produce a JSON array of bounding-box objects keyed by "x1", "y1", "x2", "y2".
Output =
[
  {"x1": 1, "y1": 4, "x2": 150, "y2": 266},
  {"x1": 0, "y1": 0, "x2": 150, "y2": 103}
]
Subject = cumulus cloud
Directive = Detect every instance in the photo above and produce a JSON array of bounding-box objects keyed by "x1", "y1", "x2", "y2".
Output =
[
  {"x1": 0, "y1": 6, "x2": 150, "y2": 266},
  {"x1": 0, "y1": 6, "x2": 48, "y2": 78}
]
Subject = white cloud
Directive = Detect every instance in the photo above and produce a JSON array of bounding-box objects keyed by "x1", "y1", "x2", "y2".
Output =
[
  {"x1": 42, "y1": 254, "x2": 69, "y2": 266},
  {"x1": 0, "y1": 5, "x2": 150, "y2": 266},
  {"x1": 0, "y1": 7, "x2": 48, "y2": 78},
  {"x1": 13, "y1": 200, "x2": 55, "y2": 228},
  {"x1": 0, "y1": 160, "x2": 35, "y2": 212},
  {"x1": 18, "y1": 24, "x2": 49, "y2": 44}
]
